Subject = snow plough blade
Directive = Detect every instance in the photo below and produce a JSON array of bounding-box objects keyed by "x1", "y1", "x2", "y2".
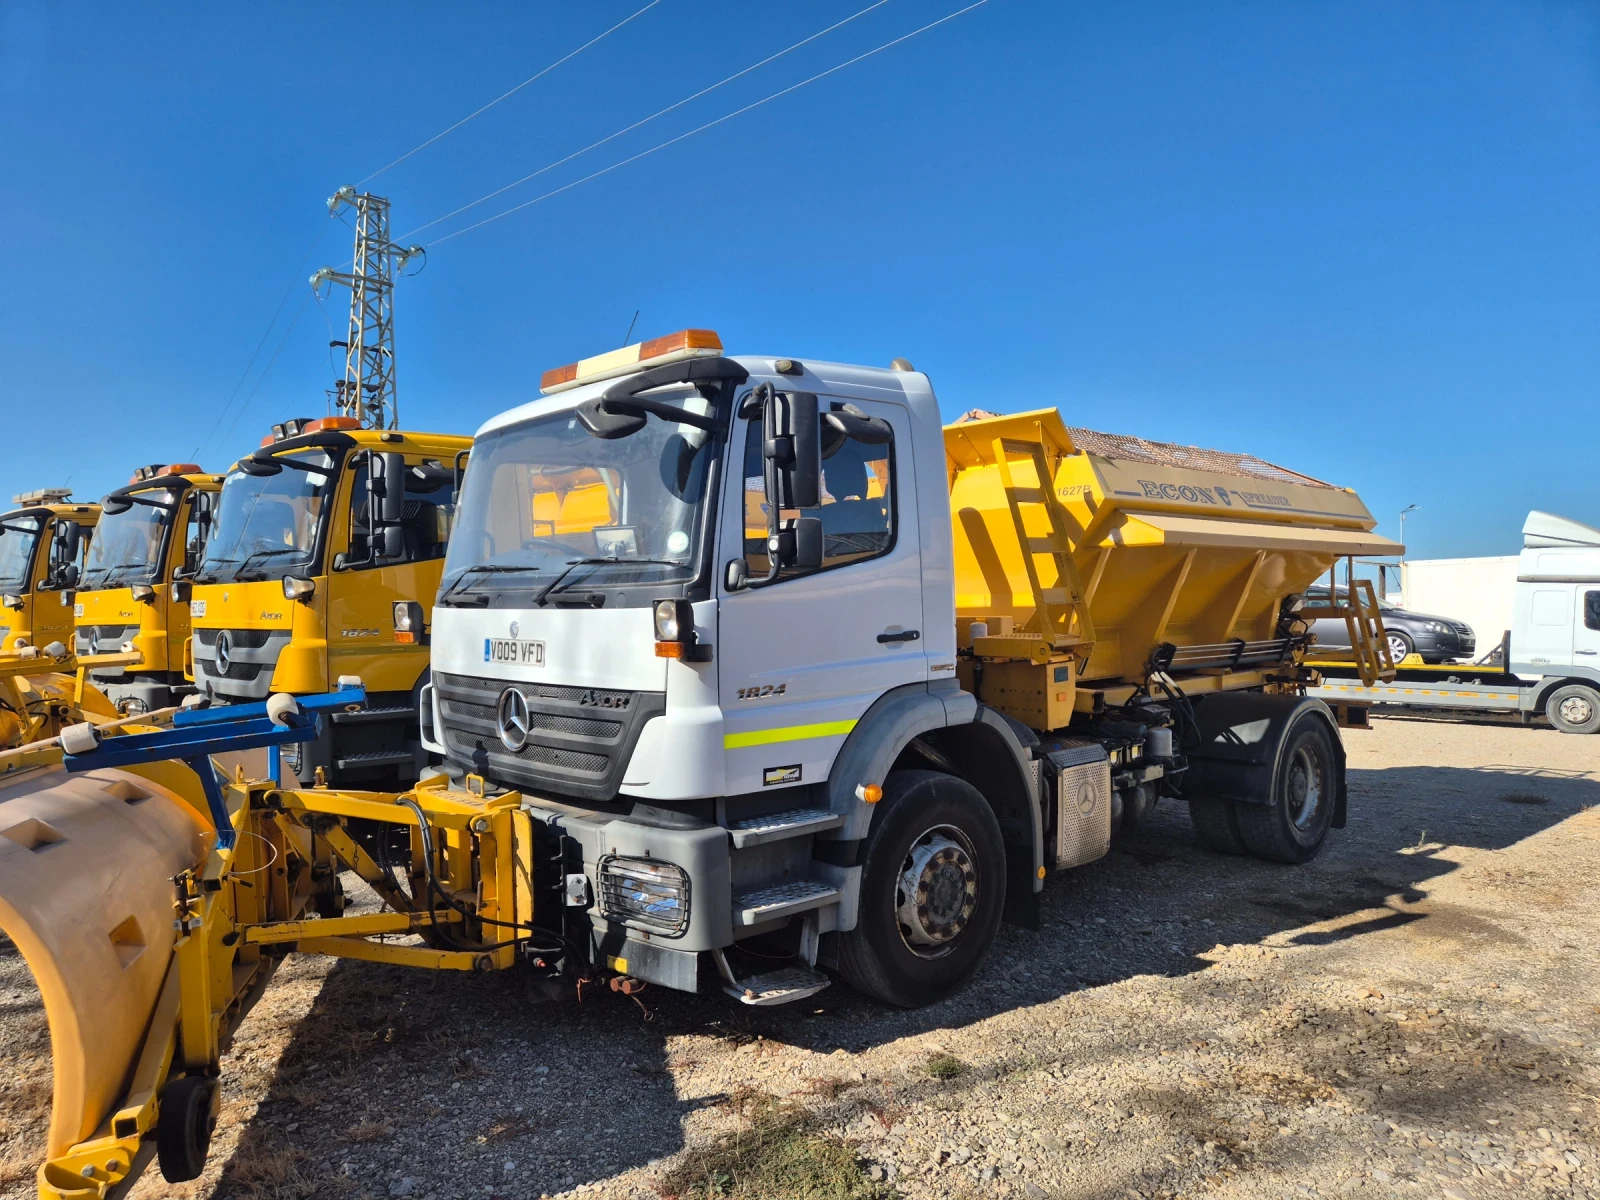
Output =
[{"x1": 0, "y1": 762, "x2": 212, "y2": 1195}]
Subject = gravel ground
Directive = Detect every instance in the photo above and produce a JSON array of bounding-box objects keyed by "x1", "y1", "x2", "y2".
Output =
[{"x1": 3, "y1": 714, "x2": 1598, "y2": 1200}]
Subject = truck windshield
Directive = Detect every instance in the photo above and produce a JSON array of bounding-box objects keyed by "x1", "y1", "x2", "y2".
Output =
[
  {"x1": 196, "y1": 451, "x2": 336, "y2": 584},
  {"x1": 80, "y1": 498, "x2": 172, "y2": 589},
  {"x1": 0, "y1": 516, "x2": 42, "y2": 593},
  {"x1": 442, "y1": 390, "x2": 714, "y2": 599}
]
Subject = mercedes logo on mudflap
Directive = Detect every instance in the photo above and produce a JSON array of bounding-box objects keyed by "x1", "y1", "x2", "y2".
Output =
[
  {"x1": 215, "y1": 630, "x2": 233, "y2": 674},
  {"x1": 496, "y1": 687, "x2": 530, "y2": 752}
]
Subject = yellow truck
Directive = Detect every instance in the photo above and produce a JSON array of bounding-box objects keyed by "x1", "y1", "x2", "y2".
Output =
[
  {"x1": 72, "y1": 464, "x2": 223, "y2": 714},
  {"x1": 187, "y1": 415, "x2": 470, "y2": 785},
  {"x1": 0, "y1": 489, "x2": 99, "y2": 655}
]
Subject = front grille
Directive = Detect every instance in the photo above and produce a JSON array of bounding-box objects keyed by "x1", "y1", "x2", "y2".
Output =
[
  {"x1": 434, "y1": 670, "x2": 664, "y2": 803},
  {"x1": 191, "y1": 627, "x2": 292, "y2": 699},
  {"x1": 198, "y1": 659, "x2": 265, "y2": 682},
  {"x1": 76, "y1": 624, "x2": 140, "y2": 676},
  {"x1": 195, "y1": 628, "x2": 276, "y2": 650}
]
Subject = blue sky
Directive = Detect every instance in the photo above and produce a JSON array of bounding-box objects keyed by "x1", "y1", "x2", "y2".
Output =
[{"x1": 2, "y1": 1, "x2": 1596, "y2": 560}]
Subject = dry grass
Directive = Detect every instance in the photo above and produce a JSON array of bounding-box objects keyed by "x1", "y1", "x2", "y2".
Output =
[
  {"x1": 922, "y1": 1053, "x2": 969, "y2": 1081},
  {"x1": 342, "y1": 1120, "x2": 392, "y2": 1143},
  {"x1": 656, "y1": 1090, "x2": 893, "y2": 1200}
]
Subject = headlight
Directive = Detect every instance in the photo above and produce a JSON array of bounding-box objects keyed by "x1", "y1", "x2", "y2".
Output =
[
  {"x1": 653, "y1": 599, "x2": 682, "y2": 641},
  {"x1": 282, "y1": 575, "x2": 316, "y2": 602},
  {"x1": 392, "y1": 600, "x2": 423, "y2": 644},
  {"x1": 393, "y1": 601, "x2": 413, "y2": 632},
  {"x1": 1424, "y1": 621, "x2": 1448, "y2": 634},
  {"x1": 598, "y1": 856, "x2": 690, "y2": 937}
]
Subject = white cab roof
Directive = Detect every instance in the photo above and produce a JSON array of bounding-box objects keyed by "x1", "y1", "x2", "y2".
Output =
[{"x1": 1523, "y1": 511, "x2": 1600, "y2": 549}]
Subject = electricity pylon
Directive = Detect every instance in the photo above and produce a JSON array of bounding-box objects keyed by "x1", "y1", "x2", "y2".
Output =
[{"x1": 310, "y1": 188, "x2": 423, "y2": 430}]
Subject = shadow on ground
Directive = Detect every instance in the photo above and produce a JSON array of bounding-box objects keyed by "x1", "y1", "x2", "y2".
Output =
[{"x1": 194, "y1": 760, "x2": 1598, "y2": 1198}]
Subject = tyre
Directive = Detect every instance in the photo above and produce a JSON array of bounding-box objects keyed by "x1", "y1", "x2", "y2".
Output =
[
  {"x1": 1545, "y1": 684, "x2": 1600, "y2": 734},
  {"x1": 836, "y1": 770, "x2": 1006, "y2": 1008},
  {"x1": 157, "y1": 1075, "x2": 218, "y2": 1182},
  {"x1": 1234, "y1": 716, "x2": 1338, "y2": 864},
  {"x1": 1114, "y1": 783, "x2": 1156, "y2": 838},
  {"x1": 1386, "y1": 630, "x2": 1415, "y2": 663},
  {"x1": 1189, "y1": 797, "x2": 1247, "y2": 854}
]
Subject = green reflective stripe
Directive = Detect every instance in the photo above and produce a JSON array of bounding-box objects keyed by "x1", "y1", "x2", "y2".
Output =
[{"x1": 723, "y1": 719, "x2": 858, "y2": 750}]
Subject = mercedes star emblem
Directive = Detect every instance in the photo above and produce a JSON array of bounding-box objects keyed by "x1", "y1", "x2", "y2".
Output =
[
  {"x1": 88, "y1": 629, "x2": 100, "y2": 656},
  {"x1": 496, "y1": 687, "x2": 530, "y2": 752},
  {"x1": 215, "y1": 629, "x2": 233, "y2": 674},
  {"x1": 509, "y1": 620, "x2": 520, "y2": 638}
]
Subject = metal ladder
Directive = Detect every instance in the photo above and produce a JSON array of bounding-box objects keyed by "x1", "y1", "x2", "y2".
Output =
[{"x1": 991, "y1": 435, "x2": 1097, "y2": 657}]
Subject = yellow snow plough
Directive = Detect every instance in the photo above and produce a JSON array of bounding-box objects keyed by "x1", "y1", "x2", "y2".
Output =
[{"x1": 0, "y1": 682, "x2": 537, "y2": 1199}]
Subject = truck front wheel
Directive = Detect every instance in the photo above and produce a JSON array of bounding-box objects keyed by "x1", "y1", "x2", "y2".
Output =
[
  {"x1": 1545, "y1": 684, "x2": 1600, "y2": 734},
  {"x1": 1233, "y1": 717, "x2": 1338, "y2": 864},
  {"x1": 836, "y1": 770, "x2": 1006, "y2": 1008}
]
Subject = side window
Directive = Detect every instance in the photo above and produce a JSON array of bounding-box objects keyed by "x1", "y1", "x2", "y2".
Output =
[
  {"x1": 181, "y1": 497, "x2": 205, "y2": 574},
  {"x1": 1585, "y1": 590, "x2": 1600, "y2": 632},
  {"x1": 740, "y1": 404, "x2": 895, "y2": 578},
  {"x1": 345, "y1": 457, "x2": 458, "y2": 569}
]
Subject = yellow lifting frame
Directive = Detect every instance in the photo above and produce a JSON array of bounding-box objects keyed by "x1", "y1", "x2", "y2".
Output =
[{"x1": 31, "y1": 767, "x2": 538, "y2": 1200}]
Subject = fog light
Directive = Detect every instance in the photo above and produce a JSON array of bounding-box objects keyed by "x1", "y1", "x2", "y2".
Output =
[{"x1": 598, "y1": 856, "x2": 690, "y2": 937}]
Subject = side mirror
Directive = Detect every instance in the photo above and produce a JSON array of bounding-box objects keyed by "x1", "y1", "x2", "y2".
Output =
[
  {"x1": 55, "y1": 563, "x2": 79, "y2": 590},
  {"x1": 373, "y1": 453, "x2": 407, "y2": 525},
  {"x1": 170, "y1": 579, "x2": 192, "y2": 604},
  {"x1": 765, "y1": 391, "x2": 820, "y2": 510},
  {"x1": 101, "y1": 494, "x2": 133, "y2": 515},
  {"x1": 379, "y1": 524, "x2": 406, "y2": 559},
  {"x1": 771, "y1": 517, "x2": 823, "y2": 571}
]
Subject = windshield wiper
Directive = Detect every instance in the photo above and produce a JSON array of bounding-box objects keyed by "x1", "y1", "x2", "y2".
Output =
[
  {"x1": 534, "y1": 557, "x2": 682, "y2": 607},
  {"x1": 234, "y1": 547, "x2": 305, "y2": 581},
  {"x1": 81, "y1": 561, "x2": 155, "y2": 587},
  {"x1": 438, "y1": 563, "x2": 540, "y2": 607}
]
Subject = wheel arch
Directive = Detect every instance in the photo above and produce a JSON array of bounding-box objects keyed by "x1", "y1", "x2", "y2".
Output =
[
  {"x1": 1182, "y1": 692, "x2": 1348, "y2": 828},
  {"x1": 824, "y1": 684, "x2": 1043, "y2": 930}
]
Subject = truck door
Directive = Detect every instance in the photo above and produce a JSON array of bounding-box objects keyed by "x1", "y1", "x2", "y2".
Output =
[
  {"x1": 327, "y1": 454, "x2": 456, "y2": 697},
  {"x1": 1519, "y1": 584, "x2": 1577, "y2": 668},
  {"x1": 1575, "y1": 587, "x2": 1600, "y2": 665},
  {"x1": 32, "y1": 518, "x2": 84, "y2": 651},
  {"x1": 716, "y1": 393, "x2": 928, "y2": 795}
]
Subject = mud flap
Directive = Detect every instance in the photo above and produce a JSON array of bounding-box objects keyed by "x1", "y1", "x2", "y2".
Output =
[{"x1": 0, "y1": 764, "x2": 209, "y2": 1160}]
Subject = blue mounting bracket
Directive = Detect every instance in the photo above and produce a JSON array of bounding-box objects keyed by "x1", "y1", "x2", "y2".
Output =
[{"x1": 62, "y1": 683, "x2": 367, "y2": 849}]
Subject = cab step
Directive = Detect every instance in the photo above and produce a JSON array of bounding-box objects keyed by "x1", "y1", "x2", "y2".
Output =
[
  {"x1": 727, "y1": 807, "x2": 843, "y2": 848},
  {"x1": 330, "y1": 705, "x2": 417, "y2": 727},
  {"x1": 711, "y1": 949, "x2": 831, "y2": 1007},
  {"x1": 334, "y1": 749, "x2": 416, "y2": 770},
  {"x1": 732, "y1": 879, "x2": 839, "y2": 926}
]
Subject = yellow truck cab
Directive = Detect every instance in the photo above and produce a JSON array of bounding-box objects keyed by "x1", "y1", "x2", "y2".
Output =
[
  {"x1": 0, "y1": 489, "x2": 99, "y2": 654},
  {"x1": 189, "y1": 415, "x2": 470, "y2": 785},
  {"x1": 73, "y1": 464, "x2": 224, "y2": 714}
]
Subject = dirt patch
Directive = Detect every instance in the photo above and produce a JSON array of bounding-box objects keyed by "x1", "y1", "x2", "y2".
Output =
[{"x1": 2, "y1": 717, "x2": 1598, "y2": 1200}]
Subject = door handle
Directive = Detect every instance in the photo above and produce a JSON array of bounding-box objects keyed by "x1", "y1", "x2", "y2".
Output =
[
  {"x1": 877, "y1": 629, "x2": 921, "y2": 644},
  {"x1": 1577, "y1": 649, "x2": 1597, "y2": 655}
]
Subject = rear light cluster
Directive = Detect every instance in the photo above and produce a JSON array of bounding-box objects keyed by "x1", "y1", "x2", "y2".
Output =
[{"x1": 598, "y1": 856, "x2": 690, "y2": 937}]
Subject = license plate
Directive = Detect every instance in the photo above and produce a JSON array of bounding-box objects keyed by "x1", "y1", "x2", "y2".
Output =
[
  {"x1": 190, "y1": 600, "x2": 207, "y2": 618},
  {"x1": 485, "y1": 637, "x2": 545, "y2": 666}
]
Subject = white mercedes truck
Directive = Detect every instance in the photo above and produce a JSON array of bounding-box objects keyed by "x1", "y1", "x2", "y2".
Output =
[{"x1": 421, "y1": 329, "x2": 1395, "y2": 1006}]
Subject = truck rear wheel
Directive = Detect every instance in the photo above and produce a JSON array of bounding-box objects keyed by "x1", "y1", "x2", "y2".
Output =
[
  {"x1": 1545, "y1": 684, "x2": 1600, "y2": 734},
  {"x1": 1233, "y1": 717, "x2": 1337, "y2": 864},
  {"x1": 836, "y1": 770, "x2": 1006, "y2": 1008},
  {"x1": 1189, "y1": 798, "x2": 1247, "y2": 855}
]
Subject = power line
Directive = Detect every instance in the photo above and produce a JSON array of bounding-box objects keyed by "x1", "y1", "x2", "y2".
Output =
[
  {"x1": 216, "y1": 288, "x2": 316, "y2": 451},
  {"x1": 397, "y1": 0, "x2": 894, "y2": 242},
  {"x1": 359, "y1": 0, "x2": 666, "y2": 186},
  {"x1": 427, "y1": 0, "x2": 991, "y2": 247},
  {"x1": 195, "y1": 216, "x2": 332, "y2": 460}
]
